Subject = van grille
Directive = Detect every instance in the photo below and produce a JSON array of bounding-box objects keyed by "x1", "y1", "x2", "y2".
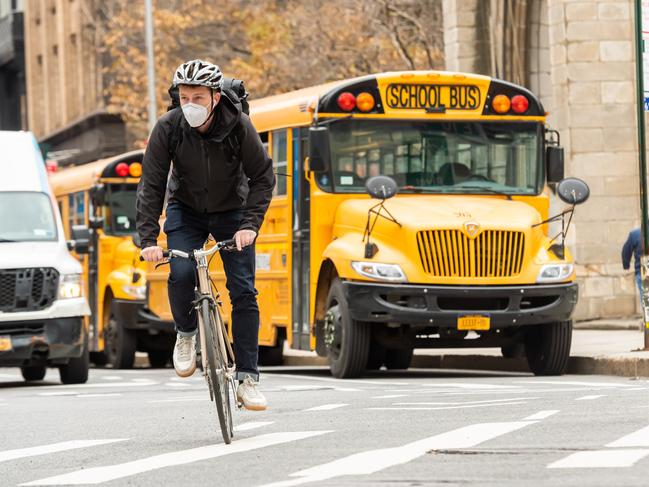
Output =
[
  {"x1": 416, "y1": 230, "x2": 525, "y2": 278},
  {"x1": 0, "y1": 268, "x2": 59, "y2": 313}
]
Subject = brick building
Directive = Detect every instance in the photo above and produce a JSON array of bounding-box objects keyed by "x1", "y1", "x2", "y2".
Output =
[{"x1": 443, "y1": 0, "x2": 639, "y2": 320}]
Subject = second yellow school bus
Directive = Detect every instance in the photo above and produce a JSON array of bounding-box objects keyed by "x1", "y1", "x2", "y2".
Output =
[{"x1": 145, "y1": 70, "x2": 586, "y2": 378}]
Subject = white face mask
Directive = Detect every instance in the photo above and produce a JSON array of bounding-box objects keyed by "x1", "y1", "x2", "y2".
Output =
[{"x1": 181, "y1": 102, "x2": 210, "y2": 127}]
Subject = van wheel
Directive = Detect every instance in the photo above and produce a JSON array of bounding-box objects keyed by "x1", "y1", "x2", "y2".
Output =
[
  {"x1": 385, "y1": 348, "x2": 414, "y2": 370},
  {"x1": 105, "y1": 311, "x2": 136, "y2": 369},
  {"x1": 259, "y1": 338, "x2": 285, "y2": 366},
  {"x1": 525, "y1": 321, "x2": 572, "y2": 376},
  {"x1": 324, "y1": 279, "x2": 370, "y2": 379},
  {"x1": 21, "y1": 365, "x2": 46, "y2": 381},
  {"x1": 59, "y1": 333, "x2": 89, "y2": 384},
  {"x1": 147, "y1": 350, "x2": 170, "y2": 368}
]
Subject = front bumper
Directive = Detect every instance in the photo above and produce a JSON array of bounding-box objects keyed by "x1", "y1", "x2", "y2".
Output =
[
  {"x1": 0, "y1": 317, "x2": 84, "y2": 366},
  {"x1": 343, "y1": 281, "x2": 578, "y2": 328}
]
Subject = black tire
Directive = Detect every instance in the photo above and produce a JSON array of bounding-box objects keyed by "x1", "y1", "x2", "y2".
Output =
[
  {"x1": 259, "y1": 338, "x2": 285, "y2": 366},
  {"x1": 21, "y1": 365, "x2": 46, "y2": 381},
  {"x1": 384, "y1": 348, "x2": 414, "y2": 370},
  {"x1": 324, "y1": 279, "x2": 370, "y2": 379},
  {"x1": 201, "y1": 301, "x2": 232, "y2": 444},
  {"x1": 366, "y1": 337, "x2": 386, "y2": 370},
  {"x1": 105, "y1": 309, "x2": 136, "y2": 369},
  {"x1": 501, "y1": 342, "x2": 525, "y2": 359},
  {"x1": 147, "y1": 350, "x2": 170, "y2": 368},
  {"x1": 89, "y1": 351, "x2": 109, "y2": 367},
  {"x1": 525, "y1": 320, "x2": 572, "y2": 376},
  {"x1": 59, "y1": 332, "x2": 89, "y2": 384}
]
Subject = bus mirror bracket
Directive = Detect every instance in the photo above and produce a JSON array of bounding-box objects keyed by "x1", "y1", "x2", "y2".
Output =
[
  {"x1": 90, "y1": 184, "x2": 106, "y2": 206},
  {"x1": 363, "y1": 176, "x2": 401, "y2": 259},
  {"x1": 89, "y1": 216, "x2": 104, "y2": 230},
  {"x1": 307, "y1": 126, "x2": 331, "y2": 173},
  {"x1": 70, "y1": 224, "x2": 91, "y2": 254}
]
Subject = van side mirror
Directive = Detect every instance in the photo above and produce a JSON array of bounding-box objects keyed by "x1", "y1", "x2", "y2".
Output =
[
  {"x1": 90, "y1": 184, "x2": 106, "y2": 206},
  {"x1": 546, "y1": 146, "x2": 564, "y2": 184},
  {"x1": 307, "y1": 126, "x2": 331, "y2": 173},
  {"x1": 70, "y1": 225, "x2": 91, "y2": 254}
]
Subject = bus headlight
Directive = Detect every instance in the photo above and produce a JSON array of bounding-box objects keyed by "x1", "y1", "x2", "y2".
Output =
[
  {"x1": 351, "y1": 261, "x2": 407, "y2": 282},
  {"x1": 537, "y1": 263, "x2": 574, "y2": 283},
  {"x1": 59, "y1": 274, "x2": 83, "y2": 299},
  {"x1": 122, "y1": 285, "x2": 147, "y2": 300}
]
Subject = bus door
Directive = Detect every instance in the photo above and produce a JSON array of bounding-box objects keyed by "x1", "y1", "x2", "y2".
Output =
[{"x1": 291, "y1": 128, "x2": 311, "y2": 350}]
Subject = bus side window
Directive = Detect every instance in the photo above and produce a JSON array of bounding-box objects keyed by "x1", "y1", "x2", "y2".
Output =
[
  {"x1": 272, "y1": 129, "x2": 287, "y2": 196},
  {"x1": 68, "y1": 192, "x2": 85, "y2": 229}
]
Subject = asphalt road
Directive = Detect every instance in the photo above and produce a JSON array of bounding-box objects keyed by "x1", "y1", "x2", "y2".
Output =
[{"x1": 2, "y1": 365, "x2": 649, "y2": 486}]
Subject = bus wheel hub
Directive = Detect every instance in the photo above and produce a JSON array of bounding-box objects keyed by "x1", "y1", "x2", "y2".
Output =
[{"x1": 324, "y1": 305, "x2": 342, "y2": 352}]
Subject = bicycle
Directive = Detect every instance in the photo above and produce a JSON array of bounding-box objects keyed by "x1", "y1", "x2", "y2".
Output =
[{"x1": 141, "y1": 237, "x2": 240, "y2": 444}]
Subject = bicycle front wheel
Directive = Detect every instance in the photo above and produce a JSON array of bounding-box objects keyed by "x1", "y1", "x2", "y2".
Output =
[{"x1": 200, "y1": 300, "x2": 233, "y2": 444}]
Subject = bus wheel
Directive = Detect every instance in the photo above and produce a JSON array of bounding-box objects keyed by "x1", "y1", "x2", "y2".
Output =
[
  {"x1": 59, "y1": 332, "x2": 89, "y2": 384},
  {"x1": 21, "y1": 365, "x2": 46, "y2": 381},
  {"x1": 366, "y1": 337, "x2": 386, "y2": 370},
  {"x1": 147, "y1": 350, "x2": 170, "y2": 368},
  {"x1": 524, "y1": 321, "x2": 572, "y2": 376},
  {"x1": 105, "y1": 310, "x2": 136, "y2": 369},
  {"x1": 324, "y1": 279, "x2": 370, "y2": 379},
  {"x1": 384, "y1": 348, "x2": 414, "y2": 370}
]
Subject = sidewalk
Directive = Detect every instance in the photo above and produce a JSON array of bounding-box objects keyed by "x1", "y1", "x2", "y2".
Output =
[{"x1": 283, "y1": 317, "x2": 649, "y2": 378}]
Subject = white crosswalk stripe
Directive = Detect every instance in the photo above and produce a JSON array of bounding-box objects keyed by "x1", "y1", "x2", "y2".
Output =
[
  {"x1": 304, "y1": 404, "x2": 349, "y2": 411},
  {"x1": 21, "y1": 431, "x2": 331, "y2": 486},
  {"x1": 0, "y1": 440, "x2": 128, "y2": 463},
  {"x1": 548, "y1": 450, "x2": 649, "y2": 469},
  {"x1": 260, "y1": 419, "x2": 538, "y2": 487},
  {"x1": 607, "y1": 425, "x2": 649, "y2": 448}
]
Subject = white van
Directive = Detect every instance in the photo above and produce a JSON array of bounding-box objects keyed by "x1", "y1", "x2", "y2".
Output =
[{"x1": 0, "y1": 131, "x2": 90, "y2": 383}]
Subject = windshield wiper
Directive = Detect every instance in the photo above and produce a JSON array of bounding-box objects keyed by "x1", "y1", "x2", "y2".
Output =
[{"x1": 446, "y1": 185, "x2": 513, "y2": 200}]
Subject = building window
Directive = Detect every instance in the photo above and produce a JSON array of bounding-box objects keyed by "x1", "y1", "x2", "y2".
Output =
[{"x1": 272, "y1": 129, "x2": 287, "y2": 196}]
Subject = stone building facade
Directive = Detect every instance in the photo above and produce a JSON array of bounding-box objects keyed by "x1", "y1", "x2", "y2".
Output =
[{"x1": 443, "y1": 0, "x2": 639, "y2": 320}]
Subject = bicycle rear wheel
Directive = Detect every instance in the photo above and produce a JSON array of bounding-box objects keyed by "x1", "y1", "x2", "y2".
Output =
[{"x1": 200, "y1": 300, "x2": 233, "y2": 444}]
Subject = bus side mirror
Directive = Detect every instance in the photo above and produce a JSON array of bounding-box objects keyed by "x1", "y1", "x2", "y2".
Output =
[
  {"x1": 90, "y1": 184, "x2": 106, "y2": 206},
  {"x1": 70, "y1": 225, "x2": 91, "y2": 254},
  {"x1": 307, "y1": 126, "x2": 331, "y2": 173},
  {"x1": 546, "y1": 146, "x2": 564, "y2": 184}
]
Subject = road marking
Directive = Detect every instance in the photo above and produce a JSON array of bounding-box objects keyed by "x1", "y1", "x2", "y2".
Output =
[
  {"x1": 548, "y1": 449, "x2": 649, "y2": 469},
  {"x1": 372, "y1": 395, "x2": 408, "y2": 399},
  {"x1": 47, "y1": 381, "x2": 158, "y2": 390},
  {"x1": 21, "y1": 431, "x2": 331, "y2": 486},
  {"x1": 576, "y1": 395, "x2": 606, "y2": 401},
  {"x1": 233, "y1": 422, "x2": 274, "y2": 432},
  {"x1": 76, "y1": 393, "x2": 122, "y2": 398},
  {"x1": 0, "y1": 372, "x2": 19, "y2": 378},
  {"x1": 420, "y1": 382, "x2": 521, "y2": 390},
  {"x1": 148, "y1": 396, "x2": 205, "y2": 404},
  {"x1": 626, "y1": 387, "x2": 649, "y2": 391},
  {"x1": 524, "y1": 410, "x2": 559, "y2": 421},
  {"x1": 304, "y1": 404, "x2": 349, "y2": 412},
  {"x1": 269, "y1": 373, "x2": 409, "y2": 386},
  {"x1": 516, "y1": 380, "x2": 633, "y2": 388},
  {"x1": 165, "y1": 382, "x2": 192, "y2": 388},
  {"x1": 607, "y1": 425, "x2": 649, "y2": 448},
  {"x1": 393, "y1": 397, "x2": 539, "y2": 406},
  {"x1": 0, "y1": 439, "x2": 128, "y2": 463},
  {"x1": 369, "y1": 402, "x2": 528, "y2": 411},
  {"x1": 260, "y1": 420, "x2": 535, "y2": 487},
  {"x1": 38, "y1": 392, "x2": 78, "y2": 396},
  {"x1": 102, "y1": 376, "x2": 123, "y2": 381}
]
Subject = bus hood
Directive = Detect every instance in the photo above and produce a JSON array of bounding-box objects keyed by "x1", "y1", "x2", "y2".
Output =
[{"x1": 334, "y1": 195, "x2": 544, "y2": 235}]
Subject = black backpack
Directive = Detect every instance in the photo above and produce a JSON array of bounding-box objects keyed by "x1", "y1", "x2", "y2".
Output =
[{"x1": 166, "y1": 78, "x2": 250, "y2": 163}]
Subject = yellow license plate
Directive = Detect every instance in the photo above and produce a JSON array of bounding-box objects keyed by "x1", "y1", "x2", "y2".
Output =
[
  {"x1": 0, "y1": 336, "x2": 12, "y2": 352},
  {"x1": 457, "y1": 315, "x2": 491, "y2": 331}
]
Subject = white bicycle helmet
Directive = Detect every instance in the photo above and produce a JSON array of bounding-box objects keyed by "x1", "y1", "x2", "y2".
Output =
[{"x1": 172, "y1": 59, "x2": 223, "y2": 90}]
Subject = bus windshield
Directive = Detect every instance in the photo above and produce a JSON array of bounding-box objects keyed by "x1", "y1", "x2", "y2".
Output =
[
  {"x1": 104, "y1": 184, "x2": 137, "y2": 235},
  {"x1": 320, "y1": 120, "x2": 542, "y2": 195},
  {"x1": 0, "y1": 192, "x2": 57, "y2": 242}
]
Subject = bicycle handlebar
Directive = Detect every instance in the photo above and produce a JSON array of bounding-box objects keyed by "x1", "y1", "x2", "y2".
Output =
[{"x1": 139, "y1": 238, "x2": 239, "y2": 262}]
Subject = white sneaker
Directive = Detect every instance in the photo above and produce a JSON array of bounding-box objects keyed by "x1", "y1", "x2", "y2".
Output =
[
  {"x1": 173, "y1": 334, "x2": 196, "y2": 378},
  {"x1": 236, "y1": 375, "x2": 267, "y2": 411}
]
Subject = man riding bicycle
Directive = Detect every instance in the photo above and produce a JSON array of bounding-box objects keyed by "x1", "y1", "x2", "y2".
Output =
[{"x1": 136, "y1": 59, "x2": 274, "y2": 411}]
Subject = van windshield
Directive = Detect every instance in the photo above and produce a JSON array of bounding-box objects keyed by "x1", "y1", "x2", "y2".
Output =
[
  {"x1": 0, "y1": 192, "x2": 58, "y2": 242},
  {"x1": 317, "y1": 120, "x2": 542, "y2": 195}
]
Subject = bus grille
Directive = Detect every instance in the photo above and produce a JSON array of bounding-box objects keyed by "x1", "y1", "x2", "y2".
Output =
[
  {"x1": 0, "y1": 268, "x2": 59, "y2": 313},
  {"x1": 416, "y1": 230, "x2": 525, "y2": 278}
]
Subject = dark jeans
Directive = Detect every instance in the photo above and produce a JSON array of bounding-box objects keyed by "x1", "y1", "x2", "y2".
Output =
[{"x1": 164, "y1": 201, "x2": 259, "y2": 381}]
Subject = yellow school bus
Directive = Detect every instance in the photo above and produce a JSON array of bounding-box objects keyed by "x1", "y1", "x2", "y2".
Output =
[
  {"x1": 49, "y1": 151, "x2": 175, "y2": 369},
  {"x1": 145, "y1": 70, "x2": 588, "y2": 378}
]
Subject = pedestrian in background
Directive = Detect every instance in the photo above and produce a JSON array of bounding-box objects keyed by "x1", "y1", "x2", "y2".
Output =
[{"x1": 622, "y1": 227, "x2": 643, "y2": 310}]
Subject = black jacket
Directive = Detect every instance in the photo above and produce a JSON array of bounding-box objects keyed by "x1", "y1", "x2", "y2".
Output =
[{"x1": 136, "y1": 95, "x2": 275, "y2": 248}]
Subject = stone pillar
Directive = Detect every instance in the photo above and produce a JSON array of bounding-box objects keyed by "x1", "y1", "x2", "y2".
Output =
[{"x1": 442, "y1": 0, "x2": 481, "y2": 73}]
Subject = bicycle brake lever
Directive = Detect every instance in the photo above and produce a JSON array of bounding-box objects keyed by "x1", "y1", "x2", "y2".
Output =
[{"x1": 154, "y1": 260, "x2": 171, "y2": 270}]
